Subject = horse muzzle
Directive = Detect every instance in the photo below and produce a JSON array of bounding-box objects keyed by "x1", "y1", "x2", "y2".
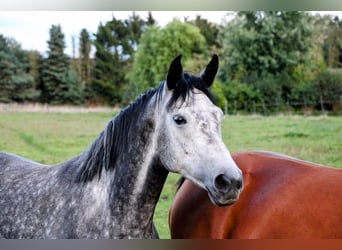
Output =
[{"x1": 206, "y1": 174, "x2": 243, "y2": 206}]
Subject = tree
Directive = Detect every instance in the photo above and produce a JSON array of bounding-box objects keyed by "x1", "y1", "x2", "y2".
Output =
[
  {"x1": 40, "y1": 25, "x2": 82, "y2": 104},
  {"x1": 79, "y1": 28, "x2": 92, "y2": 100},
  {"x1": 322, "y1": 15, "x2": 342, "y2": 68},
  {"x1": 125, "y1": 12, "x2": 146, "y2": 53},
  {"x1": 0, "y1": 35, "x2": 38, "y2": 103},
  {"x1": 220, "y1": 11, "x2": 315, "y2": 103},
  {"x1": 187, "y1": 15, "x2": 221, "y2": 52},
  {"x1": 27, "y1": 50, "x2": 42, "y2": 91},
  {"x1": 221, "y1": 11, "x2": 315, "y2": 79},
  {"x1": 91, "y1": 21, "x2": 126, "y2": 105},
  {"x1": 91, "y1": 13, "x2": 148, "y2": 105},
  {"x1": 146, "y1": 11, "x2": 156, "y2": 26},
  {"x1": 127, "y1": 20, "x2": 207, "y2": 101}
]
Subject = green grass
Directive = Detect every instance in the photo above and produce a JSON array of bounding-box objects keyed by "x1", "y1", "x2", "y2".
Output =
[
  {"x1": 222, "y1": 115, "x2": 342, "y2": 168},
  {"x1": 0, "y1": 112, "x2": 341, "y2": 238}
]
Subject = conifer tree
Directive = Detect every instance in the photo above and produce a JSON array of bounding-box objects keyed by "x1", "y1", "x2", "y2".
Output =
[
  {"x1": 79, "y1": 28, "x2": 92, "y2": 100},
  {"x1": 91, "y1": 13, "x2": 147, "y2": 105},
  {"x1": 41, "y1": 25, "x2": 82, "y2": 104}
]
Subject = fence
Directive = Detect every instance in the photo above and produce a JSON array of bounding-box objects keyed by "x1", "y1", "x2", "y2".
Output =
[
  {"x1": 0, "y1": 103, "x2": 119, "y2": 113},
  {"x1": 224, "y1": 95, "x2": 342, "y2": 116}
]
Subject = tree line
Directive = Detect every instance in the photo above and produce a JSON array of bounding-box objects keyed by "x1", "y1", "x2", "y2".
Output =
[{"x1": 0, "y1": 11, "x2": 341, "y2": 113}]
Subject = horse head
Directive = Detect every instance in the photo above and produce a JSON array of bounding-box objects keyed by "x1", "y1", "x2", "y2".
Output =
[{"x1": 156, "y1": 55, "x2": 243, "y2": 206}]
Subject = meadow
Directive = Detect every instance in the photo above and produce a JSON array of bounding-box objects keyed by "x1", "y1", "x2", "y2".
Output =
[{"x1": 0, "y1": 112, "x2": 341, "y2": 238}]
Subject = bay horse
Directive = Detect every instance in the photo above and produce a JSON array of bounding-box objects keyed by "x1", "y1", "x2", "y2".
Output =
[
  {"x1": 169, "y1": 151, "x2": 342, "y2": 238},
  {"x1": 0, "y1": 55, "x2": 243, "y2": 239}
]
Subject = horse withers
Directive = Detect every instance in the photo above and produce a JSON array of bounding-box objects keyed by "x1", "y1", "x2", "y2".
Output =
[
  {"x1": 0, "y1": 55, "x2": 242, "y2": 239},
  {"x1": 169, "y1": 151, "x2": 342, "y2": 238}
]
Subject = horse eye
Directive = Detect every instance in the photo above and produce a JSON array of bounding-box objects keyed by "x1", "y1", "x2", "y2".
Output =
[{"x1": 173, "y1": 115, "x2": 187, "y2": 126}]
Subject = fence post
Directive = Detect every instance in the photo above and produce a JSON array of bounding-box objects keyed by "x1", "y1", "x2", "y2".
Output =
[
  {"x1": 303, "y1": 96, "x2": 307, "y2": 116},
  {"x1": 320, "y1": 95, "x2": 325, "y2": 115},
  {"x1": 262, "y1": 100, "x2": 266, "y2": 115},
  {"x1": 253, "y1": 100, "x2": 256, "y2": 115},
  {"x1": 225, "y1": 99, "x2": 228, "y2": 115},
  {"x1": 275, "y1": 97, "x2": 279, "y2": 114},
  {"x1": 340, "y1": 95, "x2": 342, "y2": 116}
]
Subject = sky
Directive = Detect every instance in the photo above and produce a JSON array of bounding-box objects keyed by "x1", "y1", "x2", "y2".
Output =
[
  {"x1": 1, "y1": 11, "x2": 342, "y2": 56},
  {"x1": 0, "y1": 11, "x2": 231, "y2": 56}
]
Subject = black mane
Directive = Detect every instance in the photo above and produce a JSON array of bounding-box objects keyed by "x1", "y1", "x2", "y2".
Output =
[
  {"x1": 75, "y1": 87, "x2": 159, "y2": 183},
  {"x1": 76, "y1": 73, "x2": 214, "y2": 183}
]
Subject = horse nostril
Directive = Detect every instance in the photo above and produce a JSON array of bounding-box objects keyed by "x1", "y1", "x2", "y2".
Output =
[
  {"x1": 235, "y1": 179, "x2": 243, "y2": 190},
  {"x1": 214, "y1": 174, "x2": 231, "y2": 192},
  {"x1": 215, "y1": 174, "x2": 243, "y2": 192}
]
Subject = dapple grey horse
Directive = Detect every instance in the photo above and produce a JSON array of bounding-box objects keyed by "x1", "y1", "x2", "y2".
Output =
[{"x1": 0, "y1": 55, "x2": 243, "y2": 238}]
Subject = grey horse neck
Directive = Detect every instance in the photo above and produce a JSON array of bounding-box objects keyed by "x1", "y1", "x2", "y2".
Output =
[
  {"x1": 0, "y1": 87, "x2": 168, "y2": 239},
  {"x1": 58, "y1": 88, "x2": 169, "y2": 238}
]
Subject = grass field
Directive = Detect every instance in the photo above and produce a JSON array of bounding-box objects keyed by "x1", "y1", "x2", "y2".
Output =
[{"x1": 0, "y1": 112, "x2": 341, "y2": 238}]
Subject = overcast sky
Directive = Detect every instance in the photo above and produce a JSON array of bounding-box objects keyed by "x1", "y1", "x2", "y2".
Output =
[
  {"x1": 1, "y1": 11, "x2": 341, "y2": 56},
  {"x1": 0, "y1": 11, "x2": 232, "y2": 56}
]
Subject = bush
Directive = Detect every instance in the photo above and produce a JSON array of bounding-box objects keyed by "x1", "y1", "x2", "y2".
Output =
[
  {"x1": 210, "y1": 81, "x2": 226, "y2": 111},
  {"x1": 222, "y1": 80, "x2": 261, "y2": 113},
  {"x1": 303, "y1": 70, "x2": 342, "y2": 108}
]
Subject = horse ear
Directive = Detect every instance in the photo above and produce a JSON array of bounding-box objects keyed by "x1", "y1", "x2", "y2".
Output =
[
  {"x1": 167, "y1": 54, "x2": 183, "y2": 90},
  {"x1": 200, "y1": 54, "x2": 219, "y2": 88}
]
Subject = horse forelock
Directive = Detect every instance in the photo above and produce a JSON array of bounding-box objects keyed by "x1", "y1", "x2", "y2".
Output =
[{"x1": 166, "y1": 72, "x2": 215, "y2": 110}]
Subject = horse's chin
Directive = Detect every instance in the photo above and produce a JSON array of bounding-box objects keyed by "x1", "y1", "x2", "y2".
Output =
[{"x1": 207, "y1": 189, "x2": 240, "y2": 207}]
